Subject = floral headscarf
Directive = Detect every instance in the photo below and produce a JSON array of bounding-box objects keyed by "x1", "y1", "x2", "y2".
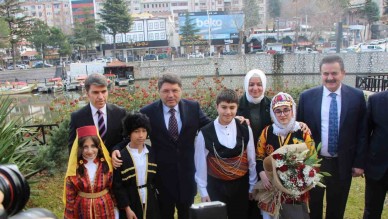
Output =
[{"x1": 269, "y1": 92, "x2": 300, "y2": 136}]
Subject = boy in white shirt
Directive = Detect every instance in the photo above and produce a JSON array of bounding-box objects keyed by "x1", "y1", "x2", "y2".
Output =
[{"x1": 194, "y1": 89, "x2": 258, "y2": 219}]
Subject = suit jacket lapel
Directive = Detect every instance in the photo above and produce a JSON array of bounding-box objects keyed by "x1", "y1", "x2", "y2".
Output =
[
  {"x1": 178, "y1": 100, "x2": 186, "y2": 138},
  {"x1": 339, "y1": 85, "x2": 350, "y2": 130},
  {"x1": 102, "y1": 104, "x2": 112, "y2": 142},
  {"x1": 314, "y1": 87, "x2": 323, "y2": 136},
  {"x1": 85, "y1": 105, "x2": 95, "y2": 125},
  {"x1": 156, "y1": 100, "x2": 170, "y2": 136}
]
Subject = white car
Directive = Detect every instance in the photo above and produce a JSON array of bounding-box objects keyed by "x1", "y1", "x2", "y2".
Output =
[
  {"x1": 189, "y1": 53, "x2": 204, "y2": 58},
  {"x1": 17, "y1": 64, "x2": 29, "y2": 69}
]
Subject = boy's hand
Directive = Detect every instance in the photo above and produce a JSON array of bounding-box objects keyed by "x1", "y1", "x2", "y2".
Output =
[
  {"x1": 112, "y1": 150, "x2": 123, "y2": 168},
  {"x1": 235, "y1": 116, "x2": 250, "y2": 126}
]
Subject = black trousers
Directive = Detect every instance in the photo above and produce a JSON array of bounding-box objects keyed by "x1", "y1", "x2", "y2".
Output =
[
  {"x1": 363, "y1": 170, "x2": 388, "y2": 219},
  {"x1": 208, "y1": 174, "x2": 249, "y2": 219},
  {"x1": 309, "y1": 157, "x2": 352, "y2": 219},
  {"x1": 158, "y1": 188, "x2": 193, "y2": 219}
]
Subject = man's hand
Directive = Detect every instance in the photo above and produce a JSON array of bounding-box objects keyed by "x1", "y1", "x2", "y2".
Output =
[
  {"x1": 352, "y1": 168, "x2": 364, "y2": 177},
  {"x1": 111, "y1": 150, "x2": 123, "y2": 168},
  {"x1": 125, "y1": 207, "x2": 137, "y2": 219},
  {"x1": 201, "y1": 196, "x2": 211, "y2": 202},
  {"x1": 299, "y1": 122, "x2": 311, "y2": 135},
  {"x1": 235, "y1": 116, "x2": 250, "y2": 126}
]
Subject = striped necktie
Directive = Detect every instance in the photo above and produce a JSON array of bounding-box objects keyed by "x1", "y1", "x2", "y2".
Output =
[{"x1": 97, "y1": 110, "x2": 106, "y2": 139}]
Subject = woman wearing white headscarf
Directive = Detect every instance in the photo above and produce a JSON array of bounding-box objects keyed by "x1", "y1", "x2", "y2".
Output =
[
  {"x1": 237, "y1": 69, "x2": 272, "y2": 147},
  {"x1": 237, "y1": 69, "x2": 272, "y2": 219}
]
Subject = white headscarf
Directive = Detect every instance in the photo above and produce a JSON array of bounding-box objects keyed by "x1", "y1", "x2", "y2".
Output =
[
  {"x1": 244, "y1": 69, "x2": 267, "y2": 104},
  {"x1": 269, "y1": 92, "x2": 301, "y2": 136}
]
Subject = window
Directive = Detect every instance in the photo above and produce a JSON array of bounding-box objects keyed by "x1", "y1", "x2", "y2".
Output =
[
  {"x1": 149, "y1": 33, "x2": 154, "y2": 40},
  {"x1": 160, "y1": 21, "x2": 165, "y2": 29},
  {"x1": 160, "y1": 32, "x2": 166, "y2": 40},
  {"x1": 155, "y1": 33, "x2": 159, "y2": 40},
  {"x1": 149, "y1": 22, "x2": 153, "y2": 30},
  {"x1": 64, "y1": 4, "x2": 68, "y2": 7},
  {"x1": 133, "y1": 35, "x2": 137, "y2": 41},
  {"x1": 155, "y1": 22, "x2": 159, "y2": 29},
  {"x1": 138, "y1": 23, "x2": 143, "y2": 31},
  {"x1": 139, "y1": 34, "x2": 144, "y2": 41}
]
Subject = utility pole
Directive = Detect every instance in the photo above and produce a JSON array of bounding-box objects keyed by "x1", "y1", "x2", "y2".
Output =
[{"x1": 207, "y1": 10, "x2": 212, "y2": 56}]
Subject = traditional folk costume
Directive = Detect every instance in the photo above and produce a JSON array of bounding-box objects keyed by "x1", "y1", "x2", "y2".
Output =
[
  {"x1": 64, "y1": 126, "x2": 116, "y2": 219},
  {"x1": 113, "y1": 143, "x2": 160, "y2": 219},
  {"x1": 255, "y1": 92, "x2": 315, "y2": 219},
  {"x1": 194, "y1": 118, "x2": 258, "y2": 219}
]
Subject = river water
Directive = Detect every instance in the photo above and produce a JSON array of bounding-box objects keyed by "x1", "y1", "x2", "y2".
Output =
[{"x1": 6, "y1": 92, "x2": 83, "y2": 125}]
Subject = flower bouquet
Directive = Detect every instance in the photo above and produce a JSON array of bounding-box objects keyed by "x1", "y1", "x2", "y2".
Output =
[{"x1": 253, "y1": 143, "x2": 328, "y2": 216}]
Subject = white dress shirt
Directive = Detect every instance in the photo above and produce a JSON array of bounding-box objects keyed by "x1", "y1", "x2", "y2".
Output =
[
  {"x1": 321, "y1": 86, "x2": 342, "y2": 157},
  {"x1": 194, "y1": 118, "x2": 258, "y2": 198},
  {"x1": 162, "y1": 104, "x2": 182, "y2": 133},
  {"x1": 84, "y1": 158, "x2": 98, "y2": 185},
  {"x1": 127, "y1": 145, "x2": 149, "y2": 204},
  {"x1": 90, "y1": 103, "x2": 107, "y2": 131}
]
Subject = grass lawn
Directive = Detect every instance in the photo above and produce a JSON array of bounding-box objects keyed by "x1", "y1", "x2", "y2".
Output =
[{"x1": 26, "y1": 173, "x2": 387, "y2": 219}]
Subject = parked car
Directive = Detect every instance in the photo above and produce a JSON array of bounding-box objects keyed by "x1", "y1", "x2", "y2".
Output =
[
  {"x1": 188, "y1": 52, "x2": 204, "y2": 58},
  {"x1": 143, "y1": 54, "x2": 157, "y2": 60},
  {"x1": 33, "y1": 62, "x2": 53, "y2": 68},
  {"x1": 158, "y1": 53, "x2": 168, "y2": 59},
  {"x1": 7, "y1": 65, "x2": 14, "y2": 70},
  {"x1": 17, "y1": 64, "x2": 29, "y2": 69},
  {"x1": 248, "y1": 49, "x2": 264, "y2": 54}
]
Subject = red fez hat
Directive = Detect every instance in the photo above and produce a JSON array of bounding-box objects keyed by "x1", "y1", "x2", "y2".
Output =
[{"x1": 77, "y1": 126, "x2": 98, "y2": 138}]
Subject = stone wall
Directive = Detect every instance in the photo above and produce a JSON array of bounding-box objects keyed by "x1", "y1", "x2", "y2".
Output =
[{"x1": 132, "y1": 52, "x2": 388, "y2": 90}]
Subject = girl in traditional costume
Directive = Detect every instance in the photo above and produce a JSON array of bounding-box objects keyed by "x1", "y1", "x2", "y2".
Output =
[
  {"x1": 64, "y1": 125, "x2": 116, "y2": 219},
  {"x1": 256, "y1": 92, "x2": 315, "y2": 219},
  {"x1": 113, "y1": 112, "x2": 160, "y2": 219}
]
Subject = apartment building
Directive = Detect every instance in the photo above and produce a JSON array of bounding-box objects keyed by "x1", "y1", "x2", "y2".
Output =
[{"x1": 20, "y1": 0, "x2": 72, "y2": 35}]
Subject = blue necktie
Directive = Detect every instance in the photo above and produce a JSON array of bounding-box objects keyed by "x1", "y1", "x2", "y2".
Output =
[{"x1": 328, "y1": 93, "x2": 338, "y2": 156}]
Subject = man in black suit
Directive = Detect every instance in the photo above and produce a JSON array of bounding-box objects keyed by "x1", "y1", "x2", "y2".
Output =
[
  {"x1": 112, "y1": 74, "x2": 211, "y2": 219},
  {"x1": 363, "y1": 90, "x2": 388, "y2": 219},
  {"x1": 297, "y1": 55, "x2": 367, "y2": 219},
  {"x1": 68, "y1": 73, "x2": 126, "y2": 152}
]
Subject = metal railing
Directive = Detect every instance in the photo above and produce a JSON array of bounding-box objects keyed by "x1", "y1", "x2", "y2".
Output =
[
  {"x1": 355, "y1": 75, "x2": 388, "y2": 92},
  {"x1": 23, "y1": 124, "x2": 59, "y2": 145}
]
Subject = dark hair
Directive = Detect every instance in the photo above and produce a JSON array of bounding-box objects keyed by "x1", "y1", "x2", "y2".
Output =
[
  {"x1": 84, "y1": 74, "x2": 108, "y2": 92},
  {"x1": 319, "y1": 55, "x2": 345, "y2": 72},
  {"x1": 76, "y1": 135, "x2": 109, "y2": 176},
  {"x1": 122, "y1": 112, "x2": 151, "y2": 137},
  {"x1": 157, "y1": 74, "x2": 182, "y2": 90},
  {"x1": 216, "y1": 89, "x2": 239, "y2": 105}
]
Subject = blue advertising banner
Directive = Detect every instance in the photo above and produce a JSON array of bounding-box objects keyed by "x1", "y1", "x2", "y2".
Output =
[{"x1": 178, "y1": 11, "x2": 244, "y2": 40}]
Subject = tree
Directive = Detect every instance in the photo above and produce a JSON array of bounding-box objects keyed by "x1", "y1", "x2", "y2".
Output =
[
  {"x1": 268, "y1": 0, "x2": 281, "y2": 19},
  {"x1": 28, "y1": 20, "x2": 70, "y2": 66},
  {"x1": 73, "y1": 15, "x2": 102, "y2": 60},
  {"x1": 363, "y1": 0, "x2": 380, "y2": 39},
  {"x1": 0, "y1": 0, "x2": 32, "y2": 68},
  {"x1": 180, "y1": 13, "x2": 201, "y2": 53},
  {"x1": 243, "y1": 0, "x2": 260, "y2": 30},
  {"x1": 98, "y1": 0, "x2": 132, "y2": 58}
]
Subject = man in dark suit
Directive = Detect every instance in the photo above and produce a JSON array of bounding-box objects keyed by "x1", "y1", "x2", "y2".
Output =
[
  {"x1": 363, "y1": 90, "x2": 388, "y2": 219},
  {"x1": 297, "y1": 55, "x2": 367, "y2": 219},
  {"x1": 112, "y1": 74, "x2": 211, "y2": 219},
  {"x1": 68, "y1": 73, "x2": 126, "y2": 152}
]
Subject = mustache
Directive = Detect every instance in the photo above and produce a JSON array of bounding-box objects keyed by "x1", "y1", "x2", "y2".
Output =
[{"x1": 325, "y1": 79, "x2": 336, "y2": 83}]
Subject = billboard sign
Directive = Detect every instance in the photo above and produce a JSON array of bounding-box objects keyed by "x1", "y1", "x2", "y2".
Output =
[{"x1": 178, "y1": 11, "x2": 244, "y2": 41}]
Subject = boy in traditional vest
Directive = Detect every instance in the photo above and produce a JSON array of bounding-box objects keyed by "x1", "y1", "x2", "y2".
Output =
[{"x1": 194, "y1": 89, "x2": 258, "y2": 219}]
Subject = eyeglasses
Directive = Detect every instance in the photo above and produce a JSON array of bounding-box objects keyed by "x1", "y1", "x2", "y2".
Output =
[{"x1": 274, "y1": 108, "x2": 291, "y2": 116}]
